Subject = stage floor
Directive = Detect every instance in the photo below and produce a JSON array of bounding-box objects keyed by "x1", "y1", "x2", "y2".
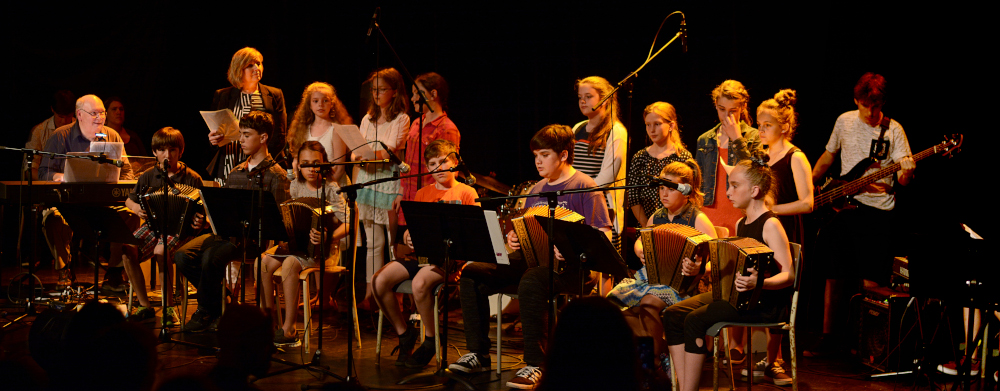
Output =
[{"x1": 1, "y1": 264, "x2": 995, "y2": 390}]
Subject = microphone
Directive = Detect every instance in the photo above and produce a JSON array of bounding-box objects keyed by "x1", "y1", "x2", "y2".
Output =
[
  {"x1": 645, "y1": 174, "x2": 691, "y2": 195},
  {"x1": 456, "y1": 154, "x2": 476, "y2": 186},
  {"x1": 680, "y1": 19, "x2": 688, "y2": 53},
  {"x1": 96, "y1": 153, "x2": 124, "y2": 168},
  {"x1": 365, "y1": 7, "x2": 379, "y2": 44},
  {"x1": 378, "y1": 141, "x2": 410, "y2": 173}
]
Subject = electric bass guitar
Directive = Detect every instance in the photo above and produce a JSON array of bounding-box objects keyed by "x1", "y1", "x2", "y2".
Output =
[{"x1": 814, "y1": 134, "x2": 963, "y2": 210}]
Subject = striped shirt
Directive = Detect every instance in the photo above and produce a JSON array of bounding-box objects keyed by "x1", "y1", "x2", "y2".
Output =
[
  {"x1": 573, "y1": 122, "x2": 605, "y2": 179},
  {"x1": 214, "y1": 91, "x2": 265, "y2": 186}
]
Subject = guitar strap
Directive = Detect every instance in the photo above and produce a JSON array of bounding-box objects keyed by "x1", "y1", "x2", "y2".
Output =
[{"x1": 869, "y1": 116, "x2": 891, "y2": 160}]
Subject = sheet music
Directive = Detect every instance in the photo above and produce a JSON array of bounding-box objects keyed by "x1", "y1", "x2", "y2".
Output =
[
  {"x1": 483, "y1": 210, "x2": 510, "y2": 265},
  {"x1": 199, "y1": 189, "x2": 219, "y2": 235},
  {"x1": 334, "y1": 124, "x2": 375, "y2": 161},
  {"x1": 200, "y1": 109, "x2": 241, "y2": 145}
]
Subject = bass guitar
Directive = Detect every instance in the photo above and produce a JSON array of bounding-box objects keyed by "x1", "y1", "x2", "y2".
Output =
[{"x1": 815, "y1": 134, "x2": 962, "y2": 210}]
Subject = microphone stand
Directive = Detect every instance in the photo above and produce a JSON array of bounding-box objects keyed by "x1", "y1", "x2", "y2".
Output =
[
  {"x1": 476, "y1": 181, "x2": 659, "y2": 335},
  {"x1": 0, "y1": 146, "x2": 128, "y2": 328}
]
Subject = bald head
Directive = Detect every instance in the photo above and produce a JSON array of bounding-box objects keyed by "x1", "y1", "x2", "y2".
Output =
[{"x1": 75, "y1": 94, "x2": 107, "y2": 141}]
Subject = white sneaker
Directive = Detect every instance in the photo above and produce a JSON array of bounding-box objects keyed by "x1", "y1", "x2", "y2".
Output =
[
  {"x1": 741, "y1": 358, "x2": 767, "y2": 377},
  {"x1": 506, "y1": 365, "x2": 543, "y2": 389},
  {"x1": 449, "y1": 352, "x2": 491, "y2": 373}
]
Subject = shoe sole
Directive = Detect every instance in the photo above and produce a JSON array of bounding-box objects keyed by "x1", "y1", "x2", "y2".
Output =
[
  {"x1": 275, "y1": 341, "x2": 301, "y2": 348},
  {"x1": 448, "y1": 364, "x2": 490, "y2": 373},
  {"x1": 505, "y1": 380, "x2": 538, "y2": 389},
  {"x1": 768, "y1": 377, "x2": 792, "y2": 386}
]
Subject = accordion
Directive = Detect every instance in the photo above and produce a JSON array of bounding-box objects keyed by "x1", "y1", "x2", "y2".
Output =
[
  {"x1": 140, "y1": 184, "x2": 203, "y2": 237},
  {"x1": 708, "y1": 237, "x2": 775, "y2": 311},
  {"x1": 510, "y1": 205, "x2": 585, "y2": 272},
  {"x1": 639, "y1": 223, "x2": 712, "y2": 296},
  {"x1": 279, "y1": 197, "x2": 342, "y2": 259}
]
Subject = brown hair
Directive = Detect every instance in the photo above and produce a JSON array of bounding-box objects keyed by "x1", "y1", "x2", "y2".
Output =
[
  {"x1": 755, "y1": 89, "x2": 799, "y2": 140},
  {"x1": 414, "y1": 72, "x2": 450, "y2": 111},
  {"x1": 735, "y1": 149, "x2": 775, "y2": 202},
  {"x1": 287, "y1": 82, "x2": 353, "y2": 155},
  {"x1": 575, "y1": 76, "x2": 622, "y2": 154},
  {"x1": 659, "y1": 159, "x2": 704, "y2": 207},
  {"x1": 711, "y1": 80, "x2": 752, "y2": 125},
  {"x1": 530, "y1": 124, "x2": 575, "y2": 164},
  {"x1": 296, "y1": 140, "x2": 329, "y2": 183},
  {"x1": 643, "y1": 101, "x2": 687, "y2": 154},
  {"x1": 854, "y1": 72, "x2": 887, "y2": 107},
  {"x1": 240, "y1": 111, "x2": 275, "y2": 139},
  {"x1": 151, "y1": 127, "x2": 185, "y2": 154},
  {"x1": 365, "y1": 68, "x2": 410, "y2": 123},
  {"x1": 423, "y1": 139, "x2": 458, "y2": 164},
  {"x1": 227, "y1": 47, "x2": 263, "y2": 89}
]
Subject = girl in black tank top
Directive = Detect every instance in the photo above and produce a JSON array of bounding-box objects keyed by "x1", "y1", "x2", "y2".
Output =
[{"x1": 665, "y1": 155, "x2": 795, "y2": 391}]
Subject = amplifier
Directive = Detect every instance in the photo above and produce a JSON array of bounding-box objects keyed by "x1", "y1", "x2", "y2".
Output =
[{"x1": 851, "y1": 292, "x2": 918, "y2": 372}]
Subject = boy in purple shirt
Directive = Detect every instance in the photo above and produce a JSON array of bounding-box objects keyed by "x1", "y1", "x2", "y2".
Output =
[{"x1": 449, "y1": 124, "x2": 612, "y2": 389}]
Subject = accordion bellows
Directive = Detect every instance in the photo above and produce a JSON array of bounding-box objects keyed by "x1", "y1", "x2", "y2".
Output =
[
  {"x1": 708, "y1": 237, "x2": 774, "y2": 311},
  {"x1": 280, "y1": 197, "x2": 341, "y2": 259},
  {"x1": 639, "y1": 223, "x2": 712, "y2": 296},
  {"x1": 140, "y1": 183, "x2": 202, "y2": 237},
  {"x1": 511, "y1": 205, "x2": 584, "y2": 270}
]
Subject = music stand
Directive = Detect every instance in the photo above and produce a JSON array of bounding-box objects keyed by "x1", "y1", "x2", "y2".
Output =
[
  {"x1": 53, "y1": 203, "x2": 139, "y2": 303},
  {"x1": 396, "y1": 201, "x2": 502, "y2": 391},
  {"x1": 536, "y1": 216, "x2": 629, "y2": 296},
  {"x1": 199, "y1": 187, "x2": 287, "y2": 304}
]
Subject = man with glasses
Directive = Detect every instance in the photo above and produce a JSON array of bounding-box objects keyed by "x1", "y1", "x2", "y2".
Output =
[
  {"x1": 38, "y1": 94, "x2": 136, "y2": 290},
  {"x1": 26, "y1": 90, "x2": 76, "y2": 180}
]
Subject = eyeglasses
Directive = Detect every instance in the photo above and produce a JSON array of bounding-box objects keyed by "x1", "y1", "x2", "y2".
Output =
[{"x1": 79, "y1": 109, "x2": 107, "y2": 118}]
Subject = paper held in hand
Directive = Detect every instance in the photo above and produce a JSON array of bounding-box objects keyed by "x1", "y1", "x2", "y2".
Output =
[
  {"x1": 334, "y1": 124, "x2": 376, "y2": 161},
  {"x1": 200, "y1": 109, "x2": 241, "y2": 145}
]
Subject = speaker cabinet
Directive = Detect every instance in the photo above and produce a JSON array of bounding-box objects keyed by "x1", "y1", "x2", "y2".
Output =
[{"x1": 852, "y1": 294, "x2": 918, "y2": 372}]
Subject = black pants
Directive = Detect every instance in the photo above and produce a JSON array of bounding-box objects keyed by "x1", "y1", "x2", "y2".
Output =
[
  {"x1": 174, "y1": 234, "x2": 236, "y2": 316},
  {"x1": 663, "y1": 292, "x2": 785, "y2": 354}
]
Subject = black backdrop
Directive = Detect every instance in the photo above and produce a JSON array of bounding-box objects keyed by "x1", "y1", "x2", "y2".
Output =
[{"x1": 6, "y1": 3, "x2": 989, "y2": 287}]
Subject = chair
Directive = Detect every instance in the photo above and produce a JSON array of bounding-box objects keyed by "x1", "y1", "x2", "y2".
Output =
[
  {"x1": 495, "y1": 288, "x2": 519, "y2": 375},
  {"x1": 375, "y1": 279, "x2": 444, "y2": 366},
  {"x1": 707, "y1": 242, "x2": 803, "y2": 391}
]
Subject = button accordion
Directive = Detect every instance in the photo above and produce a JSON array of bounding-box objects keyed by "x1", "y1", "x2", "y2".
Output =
[
  {"x1": 639, "y1": 223, "x2": 712, "y2": 296},
  {"x1": 139, "y1": 184, "x2": 203, "y2": 237},
  {"x1": 708, "y1": 237, "x2": 775, "y2": 311},
  {"x1": 279, "y1": 197, "x2": 342, "y2": 260},
  {"x1": 510, "y1": 205, "x2": 585, "y2": 272}
]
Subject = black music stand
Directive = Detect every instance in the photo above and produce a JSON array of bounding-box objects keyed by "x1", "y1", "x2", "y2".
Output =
[
  {"x1": 199, "y1": 187, "x2": 287, "y2": 304},
  {"x1": 536, "y1": 216, "x2": 629, "y2": 296},
  {"x1": 53, "y1": 203, "x2": 139, "y2": 303},
  {"x1": 397, "y1": 201, "x2": 501, "y2": 391}
]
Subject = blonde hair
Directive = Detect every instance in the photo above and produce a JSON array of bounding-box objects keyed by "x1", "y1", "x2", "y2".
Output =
[
  {"x1": 735, "y1": 149, "x2": 775, "y2": 202},
  {"x1": 711, "y1": 80, "x2": 752, "y2": 126},
  {"x1": 643, "y1": 101, "x2": 687, "y2": 155},
  {"x1": 659, "y1": 159, "x2": 704, "y2": 207},
  {"x1": 575, "y1": 76, "x2": 622, "y2": 154},
  {"x1": 756, "y1": 89, "x2": 798, "y2": 140},
  {"x1": 365, "y1": 68, "x2": 409, "y2": 123},
  {"x1": 287, "y1": 82, "x2": 353, "y2": 154},
  {"x1": 227, "y1": 47, "x2": 263, "y2": 89}
]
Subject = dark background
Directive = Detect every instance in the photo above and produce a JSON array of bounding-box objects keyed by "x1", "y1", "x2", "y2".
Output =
[{"x1": 5, "y1": 2, "x2": 989, "y2": 329}]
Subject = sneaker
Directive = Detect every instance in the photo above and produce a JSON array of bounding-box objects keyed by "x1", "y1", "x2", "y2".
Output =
[
  {"x1": 723, "y1": 348, "x2": 746, "y2": 366},
  {"x1": 129, "y1": 306, "x2": 154, "y2": 321},
  {"x1": 57, "y1": 268, "x2": 75, "y2": 289},
  {"x1": 182, "y1": 309, "x2": 217, "y2": 333},
  {"x1": 741, "y1": 358, "x2": 767, "y2": 377},
  {"x1": 405, "y1": 340, "x2": 437, "y2": 368},
  {"x1": 163, "y1": 307, "x2": 180, "y2": 328},
  {"x1": 764, "y1": 362, "x2": 792, "y2": 386},
  {"x1": 391, "y1": 327, "x2": 419, "y2": 366},
  {"x1": 937, "y1": 357, "x2": 980, "y2": 376},
  {"x1": 449, "y1": 352, "x2": 491, "y2": 373},
  {"x1": 506, "y1": 365, "x2": 543, "y2": 389},
  {"x1": 101, "y1": 280, "x2": 129, "y2": 294},
  {"x1": 274, "y1": 328, "x2": 301, "y2": 347}
]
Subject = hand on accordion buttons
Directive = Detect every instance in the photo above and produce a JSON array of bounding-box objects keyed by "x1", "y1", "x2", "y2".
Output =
[
  {"x1": 404, "y1": 230, "x2": 414, "y2": 250},
  {"x1": 506, "y1": 230, "x2": 520, "y2": 250},
  {"x1": 190, "y1": 212, "x2": 206, "y2": 230},
  {"x1": 681, "y1": 256, "x2": 702, "y2": 276},
  {"x1": 309, "y1": 228, "x2": 324, "y2": 245},
  {"x1": 734, "y1": 267, "x2": 758, "y2": 292},
  {"x1": 132, "y1": 205, "x2": 147, "y2": 220},
  {"x1": 553, "y1": 246, "x2": 565, "y2": 262}
]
